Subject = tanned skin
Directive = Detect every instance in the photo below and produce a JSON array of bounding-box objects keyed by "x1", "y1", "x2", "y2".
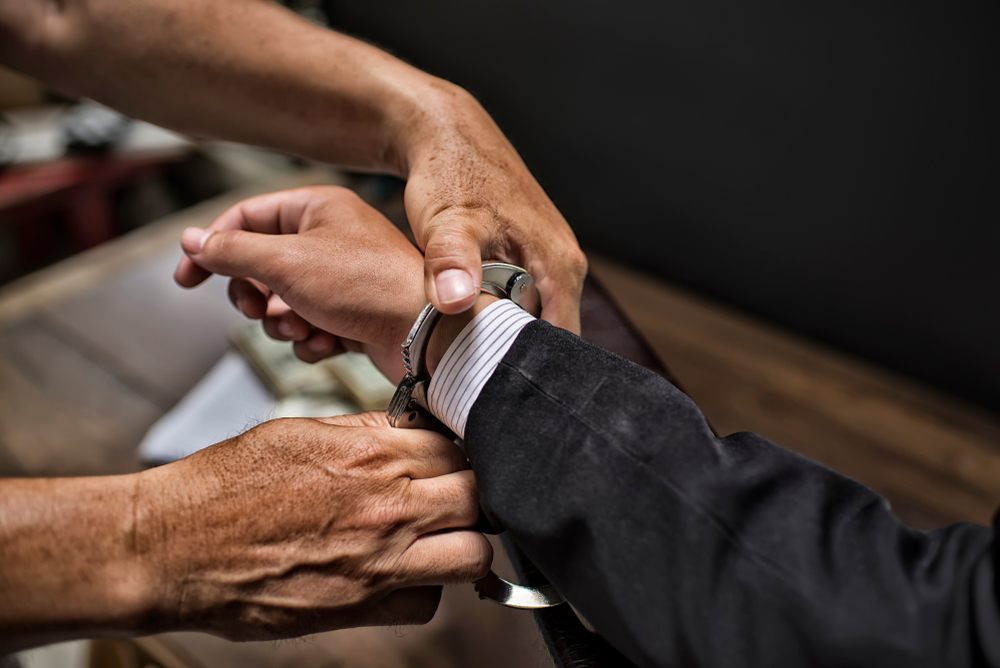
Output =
[
  {"x1": 0, "y1": 188, "x2": 499, "y2": 651},
  {"x1": 0, "y1": 0, "x2": 586, "y2": 330},
  {"x1": 0, "y1": 0, "x2": 587, "y2": 648}
]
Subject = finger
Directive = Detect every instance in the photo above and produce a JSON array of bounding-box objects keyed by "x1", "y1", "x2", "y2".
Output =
[
  {"x1": 310, "y1": 419, "x2": 468, "y2": 478},
  {"x1": 197, "y1": 188, "x2": 316, "y2": 240},
  {"x1": 395, "y1": 530, "x2": 493, "y2": 587},
  {"x1": 358, "y1": 586, "x2": 442, "y2": 628},
  {"x1": 263, "y1": 294, "x2": 311, "y2": 341},
  {"x1": 228, "y1": 188, "x2": 314, "y2": 235},
  {"x1": 393, "y1": 432, "x2": 469, "y2": 480},
  {"x1": 179, "y1": 226, "x2": 301, "y2": 291},
  {"x1": 407, "y1": 470, "x2": 480, "y2": 534},
  {"x1": 228, "y1": 278, "x2": 270, "y2": 320},
  {"x1": 292, "y1": 330, "x2": 344, "y2": 363},
  {"x1": 422, "y1": 224, "x2": 485, "y2": 315},
  {"x1": 174, "y1": 188, "x2": 322, "y2": 287},
  {"x1": 400, "y1": 436, "x2": 475, "y2": 478},
  {"x1": 262, "y1": 312, "x2": 311, "y2": 341},
  {"x1": 174, "y1": 254, "x2": 212, "y2": 288},
  {"x1": 520, "y1": 242, "x2": 587, "y2": 334}
]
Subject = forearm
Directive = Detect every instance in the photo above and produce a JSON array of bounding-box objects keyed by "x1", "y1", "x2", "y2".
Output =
[
  {"x1": 0, "y1": 0, "x2": 475, "y2": 174},
  {"x1": 0, "y1": 475, "x2": 154, "y2": 652},
  {"x1": 465, "y1": 322, "x2": 999, "y2": 667}
]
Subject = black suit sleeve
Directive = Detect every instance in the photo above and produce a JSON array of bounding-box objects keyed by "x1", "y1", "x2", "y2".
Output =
[{"x1": 464, "y1": 321, "x2": 1000, "y2": 668}]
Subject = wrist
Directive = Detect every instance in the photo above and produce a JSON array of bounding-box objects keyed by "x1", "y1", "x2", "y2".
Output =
[
  {"x1": 426, "y1": 292, "x2": 501, "y2": 376},
  {"x1": 58, "y1": 474, "x2": 162, "y2": 636},
  {"x1": 128, "y1": 461, "x2": 227, "y2": 636},
  {"x1": 105, "y1": 473, "x2": 166, "y2": 636},
  {"x1": 390, "y1": 78, "x2": 492, "y2": 178},
  {"x1": 0, "y1": 475, "x2": 161, "y2": 650}
]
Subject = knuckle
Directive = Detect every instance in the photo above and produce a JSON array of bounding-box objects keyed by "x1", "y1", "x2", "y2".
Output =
[
  {"x1": 343, "y1": 430, "x2": 393, "y2": 470},
  {"x1": 423, "y1": 217, "x2": 483, "y2": 250},
  {"x1": 440, "y1": 532, "x2": 493, "y2": 583},
  {"x1": 360, "y1": 495, "x2": 409, "y2": 535},
  {"x1": 205, "y1": 228, "x2": 233, "y2": 258},
  {"x1": 261, "y1": 318, "x2": 285, "y2": 342},
  {"x1": 262, "y1": 243, "x2": 301, "y2": 294},
  {"x1": 445, "y1": 471, "x2": 479, "y2": 508},
  {"x1": 566, "y1": 248, "x2": 589, "y2": 283},
  {"x1": 464, "y1": 534, "x2": 493, "y2": 581}
]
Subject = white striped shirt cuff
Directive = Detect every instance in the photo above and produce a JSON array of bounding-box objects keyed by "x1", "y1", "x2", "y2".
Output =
[{"x1": 427, "y1": 299, "x2": 536, "y2": 439}]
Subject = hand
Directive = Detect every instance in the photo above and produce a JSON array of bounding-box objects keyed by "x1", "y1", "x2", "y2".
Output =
[
  {"x1": 174, "y1": 186, "x2": 426, "y2": 380},
  {"x1": 402, "y1": 88, "x2": 588, "y2": 332},
  {"x1": 139, "y1": 412, "x2": 490, "y2": 640},
  {"x1": 0, "y1": 413, "x2": 489, "y2": 649},
  {"x1": 3, "y1": 0, "x2": 586, "y2": 333},
  {"x1": 175, "y1": 97, "x2": 587, "y2": 340}
]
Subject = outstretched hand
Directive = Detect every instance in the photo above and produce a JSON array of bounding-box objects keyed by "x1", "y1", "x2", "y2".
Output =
[{"x1": 174, "y1": 186, "x2": 426, "y2": 380}]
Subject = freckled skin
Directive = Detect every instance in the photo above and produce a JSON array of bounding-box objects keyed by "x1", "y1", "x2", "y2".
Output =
[
  {"x1": 0, "y1": 0, "x2": 590, "y2": 649},
  {"x1": 0, "y1": 412, "x2": 492, "y2": 652},
  {"x1": 0, "y1": 196, "x2": 501, "y2": 651},
  {"x1": 0, "y1": 0, "x2": 586, "y2": 329}
]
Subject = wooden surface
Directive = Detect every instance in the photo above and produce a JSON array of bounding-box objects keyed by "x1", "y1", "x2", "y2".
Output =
[
  {"x1": 0, "y1": 169, "x2": 343, "y2": 477},
  {"x1": 589, "y1": 254, "x2": 1000, "y2": 530}
]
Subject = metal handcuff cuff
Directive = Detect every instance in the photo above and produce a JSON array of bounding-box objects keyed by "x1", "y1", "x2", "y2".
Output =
[{"x1": 387, "y1": 262, "x2": 566, "y2": 610}]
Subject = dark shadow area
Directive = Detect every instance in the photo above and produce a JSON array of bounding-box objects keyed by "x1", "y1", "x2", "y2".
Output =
[{"x1": 329, "y1": 0, "x2": 1000, "y2": 412}]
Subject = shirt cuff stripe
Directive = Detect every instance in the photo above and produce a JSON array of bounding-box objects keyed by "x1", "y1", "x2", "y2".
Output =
[
  {"x1": 440, "y1": 308, "x2": 523, "y2": 420},
  {"x1": 428, "y1": 300, "x2": 535, "y2": 439}
]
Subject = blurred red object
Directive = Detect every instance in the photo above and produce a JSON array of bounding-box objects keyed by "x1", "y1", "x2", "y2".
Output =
[{"x1": 0, "y1": 153, "x2": 184, "y2": 266}]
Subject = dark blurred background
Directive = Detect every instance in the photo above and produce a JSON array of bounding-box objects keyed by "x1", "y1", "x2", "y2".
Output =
[
  {"x1": 324, "y1": 0, "x2": 1000, "y2": 413},
  {"x1": 2, "y1": 0, "x2": 997, "y2": 413}
]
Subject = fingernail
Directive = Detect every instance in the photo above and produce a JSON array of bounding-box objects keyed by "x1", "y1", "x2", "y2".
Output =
[
  {"x1": 181, "y1": 227, "x2": 213, "y2": 254},
  {"x1": 308, "y1": 335, "x2": 329, "y2": 353},
  {"x1": 278, "y1": 319, "x2": 294, "y2": 338},
  {"x1": 436, "y1": 269, "x2": 475, "y2": 305}
]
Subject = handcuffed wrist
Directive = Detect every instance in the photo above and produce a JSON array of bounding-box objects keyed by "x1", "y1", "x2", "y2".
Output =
[
  {"x1": 427, "y1": 299, "x2": 535, "y2": 439},
  {"x1": 387, "y1": 262, "x2": 536, "y2": 430},
  {"x1": 426, "y1": 292, "x2": 499, "y2": 376}
]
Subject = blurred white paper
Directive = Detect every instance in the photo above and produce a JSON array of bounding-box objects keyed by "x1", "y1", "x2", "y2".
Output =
[
  {"x1": 138, "y1": 351, "x2": 275, "y2": 464},
  {"x1": 138, "y1": 349, "x2": 364, "y2": 465},
  {"x1": 273, "y1": 394, "x2": 359, "y2": 419}
]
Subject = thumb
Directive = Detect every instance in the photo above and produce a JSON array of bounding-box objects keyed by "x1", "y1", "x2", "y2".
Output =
[
  {"x1": 181, "y1": 226, "x2": 296, "y2": 293},
  {"x1": 422, "y1": 227, "x2": 485, "y2": 315}
]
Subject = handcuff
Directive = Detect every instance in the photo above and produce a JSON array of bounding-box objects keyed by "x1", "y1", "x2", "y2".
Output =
[{"x1": 387, "y1": 262, "x2": 566, "y2": 610}]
